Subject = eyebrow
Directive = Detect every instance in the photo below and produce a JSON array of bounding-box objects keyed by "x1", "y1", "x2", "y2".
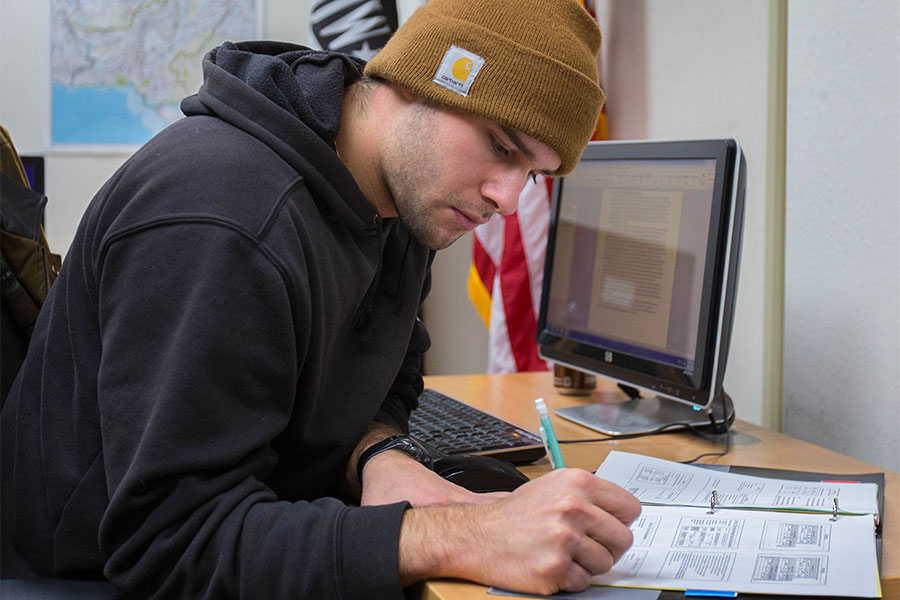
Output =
[{"x1": 501, "y1": 125, "x2": 556, "y2": 176}]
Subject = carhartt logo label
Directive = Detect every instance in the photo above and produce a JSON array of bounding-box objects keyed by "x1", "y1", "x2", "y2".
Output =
[
  {"x1": 452, "y1": 57, "x2": 473, "y2": 81},
  {"x1": 433, "y1": 45, "x2": 484, "y2": 97}
]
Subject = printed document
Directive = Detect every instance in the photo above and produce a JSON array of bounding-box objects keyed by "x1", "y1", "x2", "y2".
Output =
[{"x1": 592, "y1": 452, "x2": 881, "y2": 597}]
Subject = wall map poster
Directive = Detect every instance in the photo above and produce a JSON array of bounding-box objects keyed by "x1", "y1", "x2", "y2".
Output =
[{"x1": 51, "y1": 0, "x2": 260, "y2": 148}]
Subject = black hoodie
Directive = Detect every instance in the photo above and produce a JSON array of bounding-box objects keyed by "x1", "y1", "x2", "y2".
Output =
[{"x1": 1, "y1": 41, "x2": 434, "y2": 599}]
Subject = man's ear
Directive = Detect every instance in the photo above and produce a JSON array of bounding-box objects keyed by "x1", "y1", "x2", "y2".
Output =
[{"x1": 392, "y1": 82, "x2": 419, "y2": 103}]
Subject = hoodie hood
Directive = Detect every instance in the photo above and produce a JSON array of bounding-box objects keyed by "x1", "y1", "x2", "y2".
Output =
[{"x1": 181, "y1": 41, "x2": 377, "y2": 231}]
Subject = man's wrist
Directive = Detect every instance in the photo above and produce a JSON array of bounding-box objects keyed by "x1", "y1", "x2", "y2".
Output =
[
  {"x1": 357, "y1": 434, "x2": 434, "y2": 484},
  {"x1": 398, "y1": 503, "x2": 484, "y2": 586},
  {"x1": 345, "y1": 422, "x2": 402, "y2": 496}
]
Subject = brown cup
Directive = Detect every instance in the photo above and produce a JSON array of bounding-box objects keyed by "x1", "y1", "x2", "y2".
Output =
[{"x1": 553, "y1": 364, "x2": 597, "y2": 396}]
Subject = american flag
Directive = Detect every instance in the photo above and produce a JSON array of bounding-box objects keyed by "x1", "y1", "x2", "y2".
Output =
[{"x1": 467, "y1": 0, "x2": 607, "y2": 373}]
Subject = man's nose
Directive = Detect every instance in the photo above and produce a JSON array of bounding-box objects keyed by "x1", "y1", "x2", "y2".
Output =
[{"x1": 481, "y1": 169, "x2": 528, "y2": 216}]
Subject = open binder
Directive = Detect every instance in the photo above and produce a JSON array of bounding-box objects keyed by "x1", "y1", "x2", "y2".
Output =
[{"x1": 592, "y1": 451, "x2": 885, "y2": 599}]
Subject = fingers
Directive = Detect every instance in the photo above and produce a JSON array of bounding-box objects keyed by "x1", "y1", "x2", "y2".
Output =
[
  {"x1": 568, "y1": 529, "x2": 617, "y2": 585},
  {"x1": 524, "y1": 524, "x2": 604, "y2": 594},
  {"x1": 412, "y1": 467, "x2": 642, "y2": 596},
  {"x1": 509, "y1": 467, "x2": 640, "y2": 581},
  {"x1": 554, "y1": 467, "x2": 642, "y2": 526},
  {"x1": 540, "y1": 484, "x2": 635, "y2": 573},
  {"x1": 553, "y1": 559, "x2": 595, "y2": 593},
  {"x1": 589, "y1": 509, "x2": 634, "y2": 562},
  {"x1": 526, "y1": 507, "x2": 622, "y2": 593},
  {"x1": 595, "y1": 478, "x2": 642, "y2": 526}
]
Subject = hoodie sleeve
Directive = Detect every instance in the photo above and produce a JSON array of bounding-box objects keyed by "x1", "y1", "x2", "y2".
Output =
[{"x1": 95, "y1": 221, "x2": 408, "y2": 599}]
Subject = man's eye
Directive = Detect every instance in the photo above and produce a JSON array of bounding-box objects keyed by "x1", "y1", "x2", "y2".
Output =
[{"x1": 491, "y1": 136, "x2": 510, "y2": 158}]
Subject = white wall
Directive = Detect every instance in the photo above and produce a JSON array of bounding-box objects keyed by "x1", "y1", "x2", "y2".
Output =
[
  {"x1": 597, "y1": 0, "x2": 784, "y2": 430},
  {"x1": 783, "y1": 0, "x2": 900, "y2": 472}
]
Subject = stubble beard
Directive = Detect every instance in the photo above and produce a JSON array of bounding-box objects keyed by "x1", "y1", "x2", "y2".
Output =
[
  {"x1": 381, "y1": 105, "x2": 469, "y2": 251},
  {"x1": 393, "y1": 185, "x2": 466, "y2": 251}
]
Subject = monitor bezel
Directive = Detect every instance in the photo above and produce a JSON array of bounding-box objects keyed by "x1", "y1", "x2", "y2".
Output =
[
  {"x1": 537, "y1": 138, "x2": 745, "y2": 411},
  {"x1": 20, "y1": 155, "x2": 45, "y2": 194}
]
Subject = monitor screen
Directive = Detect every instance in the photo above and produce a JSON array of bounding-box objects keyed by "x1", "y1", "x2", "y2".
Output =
[
  {"x1": 537, "y1": 139, "x2": 746, "y2": 435},
  {"x1": 20, "y1": 155, "x2": 45, "y2": 194}
]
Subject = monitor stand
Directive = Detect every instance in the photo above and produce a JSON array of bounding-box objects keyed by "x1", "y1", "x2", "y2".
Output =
[{"x1": 554, "y1": 388, "x2": 734, "y2": 436}]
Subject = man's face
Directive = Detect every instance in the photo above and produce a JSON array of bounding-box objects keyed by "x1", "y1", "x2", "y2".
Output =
[{"x1": 379, "y1": 100, "x2": 561, "y2": 250}]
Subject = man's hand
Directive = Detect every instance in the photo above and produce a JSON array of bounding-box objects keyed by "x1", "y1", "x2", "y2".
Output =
[
  {"x1": 360, "y1": 447, "x2": 505, "y2": 507},
  {"x1": 346, "y1": 420, "x2": 503, "y2": 506},
  {"x1": 397, "y1": 467, "x2": 641, "y2": 595}
]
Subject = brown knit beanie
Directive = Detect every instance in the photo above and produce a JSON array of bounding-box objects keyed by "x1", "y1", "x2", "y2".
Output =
[{"x1": 364, "y1": 0, "x2": 604, "y2": 175}]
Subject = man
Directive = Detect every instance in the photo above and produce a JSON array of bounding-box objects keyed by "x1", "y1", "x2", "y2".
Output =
[{"x1": 1, "y1": 0, "x2": 641, "y2": 597}]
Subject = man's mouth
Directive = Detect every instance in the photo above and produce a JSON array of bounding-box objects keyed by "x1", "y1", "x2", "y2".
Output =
[{"x1": 452, "y1": 208, "x2": 491, "y2": 231}]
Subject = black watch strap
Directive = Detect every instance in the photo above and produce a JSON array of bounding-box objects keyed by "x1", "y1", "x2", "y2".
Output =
[{"x1": 357, "y1": 434, "x2": 434, "y2": 484}]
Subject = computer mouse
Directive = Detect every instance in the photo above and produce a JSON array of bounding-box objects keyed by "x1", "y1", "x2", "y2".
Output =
[{"x1": 432, "y1": 454, "x2": 530, "y2": 493}]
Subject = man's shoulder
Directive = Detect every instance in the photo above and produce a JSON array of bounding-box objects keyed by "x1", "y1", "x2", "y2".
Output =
[
  {"x1": 101, "y1": 116, "x2": 309, "y2": 238},
  {"x1": 149, "y1": 115, "x2": 300, "y2": 195}
]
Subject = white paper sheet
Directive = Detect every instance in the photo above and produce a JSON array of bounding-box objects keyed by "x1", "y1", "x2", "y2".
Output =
[
  {"x1": 592, "y1": 452, "x2": 881, "y2": 598},
  {"x1": 595, "y1": 451, "x2": 879, "y2": 516},
  {"x1": 592, "y1": 506, "x2": 878, "y2": 597}
]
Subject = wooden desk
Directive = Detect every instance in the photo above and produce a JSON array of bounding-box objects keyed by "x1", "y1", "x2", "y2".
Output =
[{"x1": 419, "y1": 372, "x2": 898, "y2": 600}]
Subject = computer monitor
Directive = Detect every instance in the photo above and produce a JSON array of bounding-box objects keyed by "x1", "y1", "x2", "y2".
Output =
[
  {"x1": 20, "y1": 155, "x2": 45, "y2": 194},
  {"x1": 537, "y1": 139, "x2": 746, "y2": 436}
]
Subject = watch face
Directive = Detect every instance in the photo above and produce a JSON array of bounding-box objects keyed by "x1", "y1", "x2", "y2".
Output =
[
  {"x1": 397, "y1": 436, "x2": 434, "y2": 468},
  {"x1": 358, "y1": 435, "x2": 435, "y2": 484}
]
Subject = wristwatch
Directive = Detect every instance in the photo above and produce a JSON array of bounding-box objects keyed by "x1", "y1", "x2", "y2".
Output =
[{"x1": 357, "y1": 434, "x2": 434, "y2": 483}]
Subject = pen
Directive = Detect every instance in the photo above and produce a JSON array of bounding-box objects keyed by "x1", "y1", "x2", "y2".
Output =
[
  {"x1": 684, "y1": 591, "x2": 738, "y2": 598},
  {"x1": 534, "y1": 398, "x2": 566, "y2": 468},
  {"x1": 538, "y1": 426, "x2": 554, "y2": 468}
]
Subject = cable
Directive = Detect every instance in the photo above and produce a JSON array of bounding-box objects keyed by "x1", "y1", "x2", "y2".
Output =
[
  {"x1": 680, "y1": 396, "x2": 733, "y2": 463},
  {"x1": 558, "y1": 391, "x2": 734, "y2": 463},
  {"x1": 557, "y1": 420, "x2": 708, "y2": 444}
]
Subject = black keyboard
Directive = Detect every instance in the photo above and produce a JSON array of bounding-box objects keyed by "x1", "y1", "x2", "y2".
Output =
[{"x1": 409, "y1": 388, "x2": 546, "y2": 464}]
